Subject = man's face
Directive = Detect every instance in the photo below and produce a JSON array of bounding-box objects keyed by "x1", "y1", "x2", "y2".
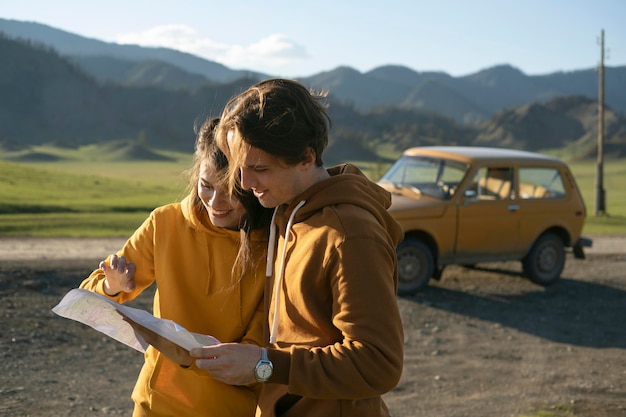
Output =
[{"x1": 238, "y1": 145, "x2": 307, "y2": 208}]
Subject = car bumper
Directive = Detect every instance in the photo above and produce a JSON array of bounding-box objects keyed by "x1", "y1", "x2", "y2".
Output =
[{"x1": 573, "y1": 236, "x2": 593, "y2": 259}]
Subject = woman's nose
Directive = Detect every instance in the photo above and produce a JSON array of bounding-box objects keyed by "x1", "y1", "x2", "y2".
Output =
[{"x1": 210, "y1": 189, "x2": 229, "y2": 206}]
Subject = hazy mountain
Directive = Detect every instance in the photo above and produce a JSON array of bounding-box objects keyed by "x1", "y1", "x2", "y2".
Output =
[
  {"x1": 68, "y1": 56, "x2": 218, "y2": 90},
  {"x1": 299, "y1": 64, "x2": 626, "y2": 124},
  {"x1": 1, "y1": 27, "x2": 625, "y2": 161},
  {"x1": 0, "y1": 33, "x2": 258, "y2": 151},
  {"x1": 402, "y1": 79, "x2": 489, "y2": 124},
  {"x1": 0, "y1": 32, "x2": 135, "y2": 143},
  {"x1": 302, "y1": 66, "x2": 412, "y2": 109},
  {"x1": 475, "y1": 95, "x2": 626, "y2": 156},
  {"x1": 2, "y1": 17, "x2": 625, "y2": 126},
  {"x1": 0, "y1": 18, "x2": 267, "y2": 83}
]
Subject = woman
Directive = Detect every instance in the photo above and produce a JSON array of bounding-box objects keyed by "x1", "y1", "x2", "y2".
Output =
[{"x1": 79, "y1": 117, "x2": 272, "y2": 417}]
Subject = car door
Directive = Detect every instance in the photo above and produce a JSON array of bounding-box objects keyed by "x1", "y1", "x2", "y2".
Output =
[
  {"x1": 514, "y1": 166, "x2": 573, "y2": 252},
  {"x1": 454, "y1": 166, "x2": 521, "y2": 260}
]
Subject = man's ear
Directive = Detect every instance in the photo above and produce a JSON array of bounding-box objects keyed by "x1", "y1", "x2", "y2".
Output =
[{"x1": 301, "y1": 147, "x2": 316, "y2": 166}]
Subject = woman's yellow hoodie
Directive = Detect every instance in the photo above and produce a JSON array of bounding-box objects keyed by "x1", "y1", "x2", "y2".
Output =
[{"x1": 80, "y1": 195, "x2": 266, "y2": 417}]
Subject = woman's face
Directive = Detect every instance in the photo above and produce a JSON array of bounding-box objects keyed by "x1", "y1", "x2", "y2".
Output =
[{"x1": 198, "y1": 160, "x2": 246, "y2": 229}]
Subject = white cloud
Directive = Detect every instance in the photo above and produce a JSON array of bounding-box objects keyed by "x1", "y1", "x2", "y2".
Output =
[
  {"x1": 221, "y1": 34, "x2": 308, "y2": 69},
  {"x1": 114, "y1": 25, "x2": 309, "y2": 71}
]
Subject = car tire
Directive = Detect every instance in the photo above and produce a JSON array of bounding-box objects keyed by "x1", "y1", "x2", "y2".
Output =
[
  {"x1": 522, "y1": 232, "x2": 565, "y2": 286},
  {"x1": 396, "y1": 238, "x2": 434, "y2": 295}
]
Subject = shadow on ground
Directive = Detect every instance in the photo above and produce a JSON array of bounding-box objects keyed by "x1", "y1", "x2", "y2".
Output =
[{"x1": 403, "y1": 257, "x2": 626, "y2": 348}]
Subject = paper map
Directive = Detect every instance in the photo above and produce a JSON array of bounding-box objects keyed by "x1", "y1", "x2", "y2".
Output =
[{"x1": 52, "y1": 288, "x2": 219, "y2": 354}]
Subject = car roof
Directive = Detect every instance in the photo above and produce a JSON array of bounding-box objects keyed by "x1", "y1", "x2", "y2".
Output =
[{"x1": 402, "y1": 146, "x2": 565, "y2": 165}]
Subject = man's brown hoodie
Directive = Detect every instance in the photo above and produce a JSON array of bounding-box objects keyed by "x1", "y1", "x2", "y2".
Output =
[{"x1": 258, "y1": 164, "x2": 405, "y2": 417}]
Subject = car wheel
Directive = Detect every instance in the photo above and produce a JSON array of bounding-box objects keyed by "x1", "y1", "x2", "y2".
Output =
[
  {"x1": 522, "y1": 233, "x2": 565, "y2": 285},
  {"x1": 396, "y1": 238, "x2": 434, "y2": 295}
]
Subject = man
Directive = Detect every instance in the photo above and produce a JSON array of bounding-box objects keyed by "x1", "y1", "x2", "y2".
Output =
[{"x1": 191, "y1": 78, "x2": 404, "y2": 417}]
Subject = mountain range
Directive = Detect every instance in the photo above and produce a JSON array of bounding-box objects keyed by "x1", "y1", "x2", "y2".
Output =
[{"x1": 1, "y1": 17, "x2": 625, "y2": 162}]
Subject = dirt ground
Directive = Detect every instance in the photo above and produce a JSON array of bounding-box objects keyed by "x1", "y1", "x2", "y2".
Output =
[{"x1": 1, "y1": 236, "x2": 625, "y2": 417}]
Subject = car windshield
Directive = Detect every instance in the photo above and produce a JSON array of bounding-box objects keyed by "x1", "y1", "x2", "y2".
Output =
[{"x1": 379, "y1": 155, "x2": 469, "y2": 199}]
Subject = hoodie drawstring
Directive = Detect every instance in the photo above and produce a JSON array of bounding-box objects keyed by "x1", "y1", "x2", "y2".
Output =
[
  {"x1": 269, "y1": 200, "x2": 306, "y2": 344},
  {"x1": 266, "y1": 208, "x2": 278, "y2": 278}
]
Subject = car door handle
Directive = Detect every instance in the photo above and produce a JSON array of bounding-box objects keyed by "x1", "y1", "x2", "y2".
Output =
[{"x1": 508, "y1": 204, "x2": 520, "y2": 212}]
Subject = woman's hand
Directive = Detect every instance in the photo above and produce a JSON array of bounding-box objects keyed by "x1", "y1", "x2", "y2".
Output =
[{"x1": 99, "y1": 254, "x2": 136, "y2": 295}]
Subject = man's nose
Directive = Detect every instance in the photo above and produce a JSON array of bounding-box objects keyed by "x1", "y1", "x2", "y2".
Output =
[{"x1": 240, "y1": 169, "x2": 254, "y2": 190}]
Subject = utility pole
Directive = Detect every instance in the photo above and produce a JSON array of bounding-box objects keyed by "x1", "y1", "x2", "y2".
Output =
[{"x1": 595, "y1": 29, "x2": 606, "y2": 216}]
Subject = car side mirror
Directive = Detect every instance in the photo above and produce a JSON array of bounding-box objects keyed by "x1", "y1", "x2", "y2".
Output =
[{"x1": 464, "y1": 189, "x2": 477, "y2": 199}]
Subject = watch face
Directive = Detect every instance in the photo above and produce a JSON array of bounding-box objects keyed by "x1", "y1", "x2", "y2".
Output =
[{"x1": 256, "y1": 363, "x2": 272, "y2": 379}]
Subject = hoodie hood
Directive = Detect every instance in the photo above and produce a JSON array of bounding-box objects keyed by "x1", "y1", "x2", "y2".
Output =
[
  {"x1": 279, "y1": 164, "x2": 400, "y2": 239},
  {"x1": 181, "y1": 194, "x2": 266, "y2": 242},
  {"x1": 182, "y1": 194, "x2": 213, "y2": 232},
  {"x1": 266, "y1": 164, "x2": 404, "y2": 343}
]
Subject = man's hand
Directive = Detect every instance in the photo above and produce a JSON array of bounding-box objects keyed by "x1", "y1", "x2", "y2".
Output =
[
  {"x1": 100, "y1": 254, "x2": 136, "y2": 295},
  {"x1": 190, "y1": 343, "x2": 262, "y2": 385}
]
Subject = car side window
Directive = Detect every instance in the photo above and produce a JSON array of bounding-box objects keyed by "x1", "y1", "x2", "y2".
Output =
[
  {"x1": 467, "y1": 167, "x2": 514, "y2": 200},
  {"x1": 518, "y1": 168, "x2": 565, "y2": 199},
  {"x1": 379, "y1": 156, "x2": 468, "y2": 199}
]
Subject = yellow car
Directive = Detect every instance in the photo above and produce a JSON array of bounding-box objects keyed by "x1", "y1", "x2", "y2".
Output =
[{"x1": 378, "y1": 146, "x2": 592, "y2": 295}]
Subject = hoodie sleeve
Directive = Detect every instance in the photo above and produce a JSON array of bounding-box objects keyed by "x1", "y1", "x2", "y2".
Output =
[
  {"x1": 79, "y1": 210, "x2": 157, "y2": 303},
  {"x1": 273, "y1": 233, "x2": 404, "y2": 399},
  {"x1": 240, "y1": 291, "x2": 265, "y2": 346}
]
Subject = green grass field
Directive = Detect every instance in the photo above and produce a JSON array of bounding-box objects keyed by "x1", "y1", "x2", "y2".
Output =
[
  {"x1": 0, "y1": 145, "x2": 192, "y2": 236},
  {"x1": 562, "y1": 159, "x2": 626, "y2": 235},
  {"x1": 0, "y1": 145, "x2": 624, "y2": 237}
]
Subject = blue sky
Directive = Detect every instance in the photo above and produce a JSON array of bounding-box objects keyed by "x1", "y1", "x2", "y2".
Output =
[{"x1": 2, "y1": 0, "x2": 625, "y2": 77}]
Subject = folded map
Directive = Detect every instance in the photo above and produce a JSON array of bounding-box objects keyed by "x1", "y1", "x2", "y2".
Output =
[{"x1": 52, "y1": 288, "x2": 219, "y2": 366}]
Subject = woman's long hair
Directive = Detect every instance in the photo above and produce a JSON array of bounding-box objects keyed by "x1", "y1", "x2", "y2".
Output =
[{"x1": 186, "y1": 117, "x2": 272, "y2": 281}]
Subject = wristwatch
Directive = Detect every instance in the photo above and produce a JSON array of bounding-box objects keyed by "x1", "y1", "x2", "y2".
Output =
[{"x1": 254, "y1": 348, "x2": 273, "y2": 382}]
